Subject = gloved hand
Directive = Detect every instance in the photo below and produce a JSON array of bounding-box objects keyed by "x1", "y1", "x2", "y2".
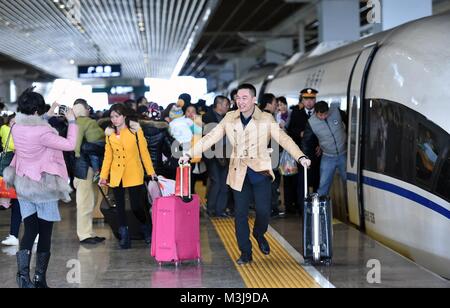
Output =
[{"x1": 299, "y1": 157, "x2": 312, "y2": 168}]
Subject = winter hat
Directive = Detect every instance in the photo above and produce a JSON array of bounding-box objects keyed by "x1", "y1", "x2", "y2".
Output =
[
  {"x1": 178, "y1": 93, "x2": 192, "y2": 113},
  {"x1": 178, "y1": 93, "x2": 191, "y2": 105},
  {"x1": 148, "y1": 102, "x2": 161, "y2": 119},
  {"x1": 73, "y1": 103, "x2": 89, "y2": 118}
]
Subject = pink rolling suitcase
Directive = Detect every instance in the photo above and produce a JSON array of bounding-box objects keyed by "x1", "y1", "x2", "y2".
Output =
[{"x1": 151, "y1": 163, "x2": 201, "y2": 266}]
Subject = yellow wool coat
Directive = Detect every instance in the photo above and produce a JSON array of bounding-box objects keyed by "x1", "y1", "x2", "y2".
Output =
[
  {"x1": 190, "y1": 107, "x2": 305, "y2": 192},
  {"x1": 100, "y1": 123, "x2": 155, "y2": 188}
]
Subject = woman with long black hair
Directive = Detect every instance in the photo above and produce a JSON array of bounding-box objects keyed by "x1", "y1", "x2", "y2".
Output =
[{"x1": 99, "y1": 104, "x2": 156, "y2": 249}]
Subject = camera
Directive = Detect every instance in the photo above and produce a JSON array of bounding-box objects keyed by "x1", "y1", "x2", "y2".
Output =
[{"x1": 58, "y1": 105, "x2": 68, "y2": 116}]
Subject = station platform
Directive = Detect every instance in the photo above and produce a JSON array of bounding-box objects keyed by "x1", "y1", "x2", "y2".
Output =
[{"x1": 0, "y1": 196, "x2": 449, "y2": 288}]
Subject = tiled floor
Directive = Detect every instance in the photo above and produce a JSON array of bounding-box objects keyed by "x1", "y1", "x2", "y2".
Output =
[
  {"x1": 1, "y1": 201, "x2": 449, "y2": 288},
  {"x1": 0, "y1": 203, "x2": 245, "y2": 288}
]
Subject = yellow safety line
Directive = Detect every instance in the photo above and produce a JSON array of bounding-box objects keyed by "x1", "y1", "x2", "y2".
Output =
[{"x1": 211, "y1": 217, "x2": 320, "y2": 288}]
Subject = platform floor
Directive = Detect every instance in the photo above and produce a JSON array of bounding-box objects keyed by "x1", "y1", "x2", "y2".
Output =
[
  {"x1": 0, "y1": 204, "x2": 245, "y2": 288},
  {"x1": 0, "y1": 199, "x2": 449, "y2": 288},
  {"x1": 269, "y1": 216, "x2": 450, "y2": 288}
]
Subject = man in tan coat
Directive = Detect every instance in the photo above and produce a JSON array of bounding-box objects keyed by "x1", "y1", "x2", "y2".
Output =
[{"x1": 181, "y1": 84, "x2": 311, "y2": 265}]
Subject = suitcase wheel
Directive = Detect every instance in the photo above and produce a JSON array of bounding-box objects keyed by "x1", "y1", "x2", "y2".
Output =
[
  {"x1": 323, "y1": 258, "x2": 332, "y2": 266},
  {"x1": 303, "y1": 258, "x2": 312, "y2": 266}
]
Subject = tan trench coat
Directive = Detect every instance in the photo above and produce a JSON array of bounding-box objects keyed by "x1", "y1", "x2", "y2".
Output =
[{"x1": 190, "y1": 107, "x2": 305, "y2": 192}]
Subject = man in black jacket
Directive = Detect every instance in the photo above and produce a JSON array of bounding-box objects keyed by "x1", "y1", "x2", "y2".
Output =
[
  {"x1": 287, "y1": 88, "x2": 321, "y2": 210},
  {"x1": 203, "y1": 95, "x2": 231, "y2": 217},
  {"x1": 260, "y1": 93, "x2": 284, "y2": 218}
]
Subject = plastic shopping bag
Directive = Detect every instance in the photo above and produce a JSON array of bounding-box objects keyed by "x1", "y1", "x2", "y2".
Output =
[
  {"x1": 156, "y1": 176, "x2": 176, "y2": 197},
  {"x1": 278, "y1": 151, "x2": 298, "y2": 176}
]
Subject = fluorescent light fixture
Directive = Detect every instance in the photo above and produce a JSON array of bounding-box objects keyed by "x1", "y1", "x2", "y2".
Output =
[
  {"x1": 171, "y1": 2, "x2": 214, "y2": 78},
  {"x1": 0, "y1": 1, "x2": 218, "y2": 79},
  {"x1": 9, "y1": 80, "x2": 16, "y2": 103},
  {"x1": 171, "y1": 36, "x2": 195, "y2": 79}
]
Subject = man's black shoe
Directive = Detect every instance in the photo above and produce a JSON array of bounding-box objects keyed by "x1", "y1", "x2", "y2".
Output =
[
  {"x1": 253, "y1": 233, "x2": 270, "y2": 255},
  {"x1": 236, "y1": 254, "x2": 253, "y2": 265},
  {"x1": 94, "y1": 237, "x2": 106, "y2": 243},
  {"x1": 80, "y1": 237, "x2": 99, "y2": 245}
]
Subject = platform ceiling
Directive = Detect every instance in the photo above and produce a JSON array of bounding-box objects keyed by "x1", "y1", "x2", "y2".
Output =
[{"x1": 0, "y1": 0, "x2": 308, "y2": 80}]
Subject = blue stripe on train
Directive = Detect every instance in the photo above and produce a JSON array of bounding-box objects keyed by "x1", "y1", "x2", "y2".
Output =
[{"x1": 347, "y1": 172, "x2": 450, "y2": 220}]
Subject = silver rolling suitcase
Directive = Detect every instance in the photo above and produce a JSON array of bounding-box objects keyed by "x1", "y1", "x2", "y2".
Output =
[{"x1": 302, "y1": 166, "x2": 333, "y2": 265}]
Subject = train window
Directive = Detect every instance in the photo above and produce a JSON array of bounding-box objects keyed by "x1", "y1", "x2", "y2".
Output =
[
  {"x1": 365, "y1": 99, "x2": 415, "y2": 183},
  {"x1": 435, "y1": 150, "x2": 450, "y2": 202},
  {"x1": 365, "y1": 99, "x2": 450, "y2": 199},
  {"x1": 415, "y1": 124, "x2": 440, "y2": 186}
]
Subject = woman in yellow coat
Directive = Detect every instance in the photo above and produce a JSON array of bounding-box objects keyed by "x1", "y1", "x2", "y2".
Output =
[{"x1": 99, "y1": 104, "x2": 156, "y2": 249}]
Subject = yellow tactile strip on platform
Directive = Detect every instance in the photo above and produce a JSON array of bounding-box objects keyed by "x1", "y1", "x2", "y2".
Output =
[{"x1": 211, "y1": 218, "x2": 320, "y2": 288}]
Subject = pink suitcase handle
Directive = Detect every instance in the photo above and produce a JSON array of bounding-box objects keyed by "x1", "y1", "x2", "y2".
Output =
[{"x1": 178, "y1": 162, "x2": 192, "y2": 202}]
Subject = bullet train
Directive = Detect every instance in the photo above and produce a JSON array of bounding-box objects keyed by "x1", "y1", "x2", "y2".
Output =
[{"x1": 238, "y1": 13, "x2": 450, "y2": 278}]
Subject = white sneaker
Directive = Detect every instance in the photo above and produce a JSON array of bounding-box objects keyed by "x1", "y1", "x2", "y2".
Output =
[
  {"x1": 2, "y1": 245, "x2": 18, "y2": 256},
  {"x1": 1, "y1": 235, "x2": 19, "y2": 246},
  {"x1": 34, "y1": 235, "x2": 39, "y2": 244}
]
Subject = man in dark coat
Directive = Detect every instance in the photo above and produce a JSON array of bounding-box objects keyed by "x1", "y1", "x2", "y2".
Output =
[
  {"x1": 202, "y1": 95, "x2": 231, "y2": 217},
  {"x1": 287, "y1": 88, "x2": 321, "y2": 210}
]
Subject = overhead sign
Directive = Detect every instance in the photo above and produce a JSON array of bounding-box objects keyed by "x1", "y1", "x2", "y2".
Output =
[
  {"x1": 92, "y1": 85, "x2": 149, "y2": 95},
  {"x1": 78, "y1": 64, "x2": 121, "y2": 78}
]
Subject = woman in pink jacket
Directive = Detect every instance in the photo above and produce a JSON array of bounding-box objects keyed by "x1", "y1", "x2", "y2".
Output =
[{"x1": 3, "y1": 89, "x2": 78, "y2": 288}]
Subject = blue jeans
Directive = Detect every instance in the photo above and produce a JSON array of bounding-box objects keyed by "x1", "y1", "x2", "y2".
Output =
[
  {"x1": 81, "y1": 141, "x2": 105, "y2": 172},
  {"x1": 318, "y1": 153, "x2": 347, "y2": 197},
  {"x1": 232, "y1": 175, "x2": 272, "y2": 255}
]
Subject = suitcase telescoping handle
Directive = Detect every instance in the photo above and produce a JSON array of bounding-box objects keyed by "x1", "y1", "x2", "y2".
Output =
[
  {"x1": 179, "y1": 162, "x2": 192, "y2": 200},
  {"x1": 304, "y1": 165, "x2": 308, "y2": 199},
  {"x1": 304, "y1": 165, "x2": 321, "y2": 262}
]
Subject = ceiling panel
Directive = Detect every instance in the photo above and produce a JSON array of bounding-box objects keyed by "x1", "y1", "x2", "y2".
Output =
[{"x1": 0, "y1": 0, "x2": 217, "y2": 79}]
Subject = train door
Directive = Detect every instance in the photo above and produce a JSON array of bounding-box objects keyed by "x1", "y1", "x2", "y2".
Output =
[{"x1": 346, "y1": 43, "x2": 378, "y2": 229}]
